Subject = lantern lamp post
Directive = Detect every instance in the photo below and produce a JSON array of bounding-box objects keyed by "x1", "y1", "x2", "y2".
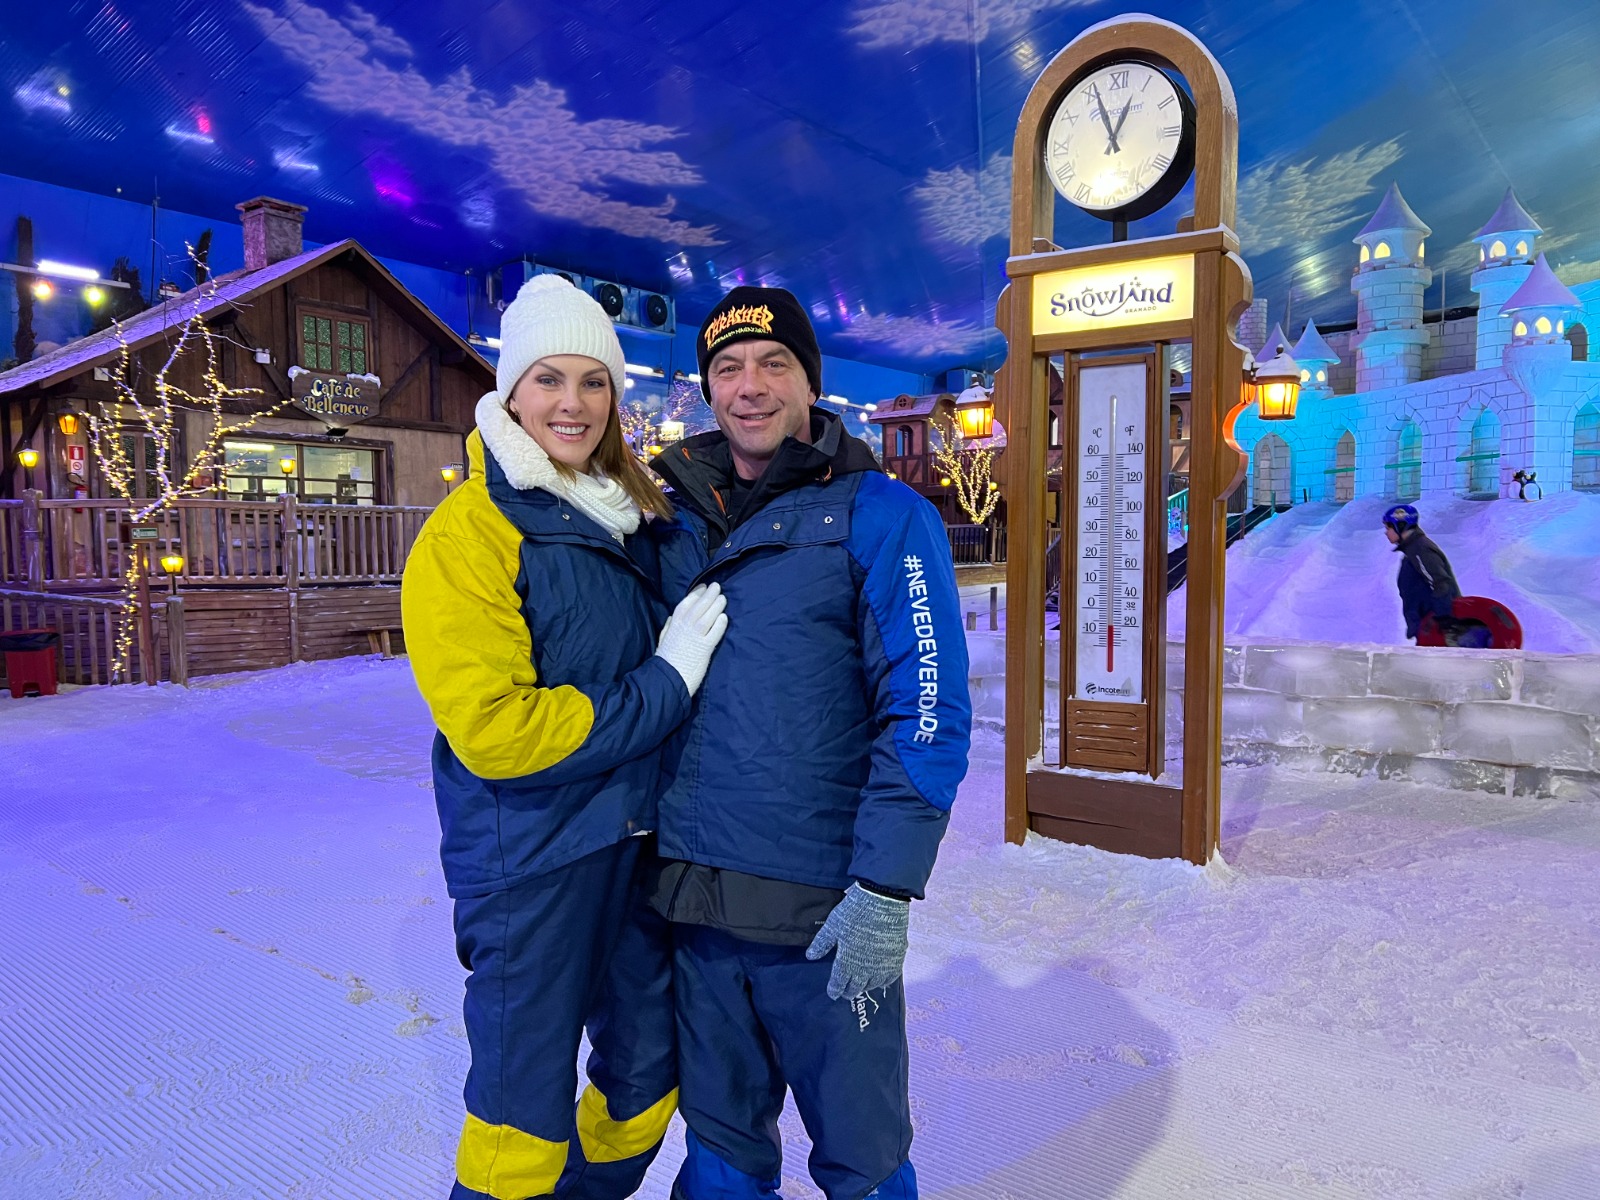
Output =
[
  {"x1": 1249, "y1": 348, "x2": 1302, "y2": 421},
  {"x1": 160, "y1": 552, "x2": 185, "y2": 595},
  {"x1": 279, "y1": 455, "x2": 297, "y2": 494}
]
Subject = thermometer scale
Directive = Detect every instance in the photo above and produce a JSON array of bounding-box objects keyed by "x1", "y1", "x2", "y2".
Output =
[{"x1": 1061, "y1": 354, "x2": 1166, "y2": 776}]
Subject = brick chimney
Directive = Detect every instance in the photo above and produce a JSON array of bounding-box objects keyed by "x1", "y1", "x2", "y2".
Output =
[{"x1": 236, "y1": 196, "x2": 307, "y2": 271}]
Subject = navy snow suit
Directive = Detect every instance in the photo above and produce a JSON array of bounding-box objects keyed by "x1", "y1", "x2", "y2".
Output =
[
  {"x1": 649, "y1": 411, "x2": 971, "y2": 1200},
  {"x1": 403, "y1": 429, "x2": 685, "y2": 1200}
]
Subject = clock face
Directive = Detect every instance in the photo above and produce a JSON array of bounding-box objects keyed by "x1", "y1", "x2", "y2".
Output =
[{"x1": 1044, "y1": 62, "x2": 1194, "y2": 220}]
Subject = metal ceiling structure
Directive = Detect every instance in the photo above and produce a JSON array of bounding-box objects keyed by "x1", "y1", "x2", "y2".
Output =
[{"x1": 4, "y1": 0, "x2": 1597, "y2": 372}]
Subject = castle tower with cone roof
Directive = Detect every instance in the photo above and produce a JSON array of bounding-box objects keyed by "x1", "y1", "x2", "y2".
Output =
[
  {"x1": 1470, "y1": 187, "x2": 1542, "y2": 369},
  {"x1": 1291, "y1": 320, "x2": 1340, "y2": 401},
  {"x1": 1350, "y1": 183, "x2": 1432, "y2": 391}
]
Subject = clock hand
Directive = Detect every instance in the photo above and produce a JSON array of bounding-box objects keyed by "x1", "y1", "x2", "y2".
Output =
[
  {"x1": 1111, "y1": 98, "x2": 1134, "y2": 145},
  {"x1": 1090, "y1": 84, "x2": 1120, "y2": 154}
]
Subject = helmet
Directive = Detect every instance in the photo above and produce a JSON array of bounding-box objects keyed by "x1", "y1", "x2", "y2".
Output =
[{"x1": 1382, "y1": 503, "x2": 1419, "y2": 531}]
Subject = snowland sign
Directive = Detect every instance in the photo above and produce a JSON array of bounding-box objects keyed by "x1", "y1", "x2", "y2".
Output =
[{"x1": 1033, "y1": 254, "x2": 1195, "y2": 336}]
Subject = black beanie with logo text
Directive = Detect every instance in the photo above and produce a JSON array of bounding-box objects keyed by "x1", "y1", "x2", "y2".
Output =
[{"x1": 696, "y1": 286, "x2": 822, "y2": 403}]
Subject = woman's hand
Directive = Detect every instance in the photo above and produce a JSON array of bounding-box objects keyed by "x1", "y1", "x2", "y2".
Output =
[{"x1": 655, "y1": 583, "x2": 729, "y2": 696}]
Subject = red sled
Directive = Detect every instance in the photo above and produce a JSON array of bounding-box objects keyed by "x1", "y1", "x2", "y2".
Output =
[{"x1": 1417, "y1": 597, "x2": 1523, "y2": 649}]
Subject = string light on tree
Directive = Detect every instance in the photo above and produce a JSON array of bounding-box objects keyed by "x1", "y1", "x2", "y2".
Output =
[{"x1": 88, "y1": 245, "x2": 295, "y2": 681}]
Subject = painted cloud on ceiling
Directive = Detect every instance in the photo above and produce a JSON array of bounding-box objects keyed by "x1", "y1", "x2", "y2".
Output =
[
  {"x1": 1236, "y1": 140, "x2": 1404, "y2": 256},
  {"x1": 914, "y1": 152, "x2": 1012, "y2": 249},
  {"x1": 849, "y1": 0, "x2": 1100, "y2": 51},
  {"x1": 836, "y1": 310, "x2": 997, "y2": 357},
  {"x1": 240, "y1": 0, "x2": 721, "y2": 246}
]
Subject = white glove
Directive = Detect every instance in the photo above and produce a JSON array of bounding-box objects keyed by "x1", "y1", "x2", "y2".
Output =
[{"x1": 655, "y1": 583, "x2": 728, "y2": 697}]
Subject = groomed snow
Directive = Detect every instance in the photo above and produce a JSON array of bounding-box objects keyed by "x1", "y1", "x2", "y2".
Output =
[
  {"x1": 1170, "y1": 491, "x2": 1600, "y2": 653},
  {"x1": 2, "y1": 657, "x2": 1598, "y2": 1198}
]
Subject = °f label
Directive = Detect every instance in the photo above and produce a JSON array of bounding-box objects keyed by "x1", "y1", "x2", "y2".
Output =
[{"x1": 1073, "y1": 362, "x2": 1147, "y2": 704}]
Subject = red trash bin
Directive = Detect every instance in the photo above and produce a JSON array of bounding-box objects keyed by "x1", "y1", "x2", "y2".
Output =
[{"x1": 2, "y1": 628, "x2": 60, "y2": 698}]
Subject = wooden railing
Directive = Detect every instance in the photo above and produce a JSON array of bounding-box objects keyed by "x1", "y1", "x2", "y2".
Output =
[
  {"x1": 946, "y1": 523, "x2": 1007, "y2": 565},
  {"x1": 0, "y1": 588, "x2": 130, "y2": 686},
  {"x1": 0, "y1": 494, "x2": 433, "y2": 592}
]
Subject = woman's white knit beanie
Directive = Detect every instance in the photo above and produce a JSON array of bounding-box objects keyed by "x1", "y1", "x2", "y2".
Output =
[{"x1": 496, "y1": 275, "x2": 627, "y2": 403}]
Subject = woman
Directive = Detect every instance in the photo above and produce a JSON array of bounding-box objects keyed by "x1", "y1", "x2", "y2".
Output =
[{"x1": 402, "y1": 274, "x2": 726, "y2": 1200}]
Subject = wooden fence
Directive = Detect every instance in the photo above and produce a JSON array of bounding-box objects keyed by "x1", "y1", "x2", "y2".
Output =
[
  {"x1": 946, "y1": 522, "x2": 1007, "y2": 565},
  {"x1": 0, "y1": 493, "x2": 431, "y2": 592}
]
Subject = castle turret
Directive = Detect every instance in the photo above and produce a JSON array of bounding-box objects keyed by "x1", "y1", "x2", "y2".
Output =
[
  {"x1": 1291, "y1": 320, "x2": 1340, "y2": 400},
  {"x1": 1350, "y1": 183, "x2": 1432, "y2": 391},
  {"x1": 1469, "y1": 188, "x2": 1541, "y2": 369},
  {"x1": 1501, "y1": 253, "x2": 1580, "y2": 399},
  {"x1": 1258, "y1": 321, "x2": 1291, "y2": 360}
]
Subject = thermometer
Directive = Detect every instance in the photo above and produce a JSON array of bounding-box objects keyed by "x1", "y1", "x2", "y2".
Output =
[{"x1": 1072, "y1": 361, "x2": 1148, "y2": 705}]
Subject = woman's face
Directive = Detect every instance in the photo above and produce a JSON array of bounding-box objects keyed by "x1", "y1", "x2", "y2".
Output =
[{"x1": 509, "y1": 355, "x2": 613, "y2": 472}]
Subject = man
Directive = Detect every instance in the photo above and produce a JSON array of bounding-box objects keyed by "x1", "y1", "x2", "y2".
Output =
[
  {"x1": 1383, "y1": 503, "x2": 1464, "y2": 641},
  {"x1": 650, "y1": 287, "x2": 971, "y2": 1200}
]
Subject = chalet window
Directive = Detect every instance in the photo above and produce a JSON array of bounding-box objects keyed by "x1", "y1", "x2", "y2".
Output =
[
  {"x1": 223, "y1": 439, "x2": 381, "y2": 505},
  {"x1": 300, "y1": 313, "x2": 370, "y2": 375},
  {"x1": 894, "y1": 426, "x2": 913, "y2": 457},
  {"x1": 113, "y1": 431, "x2": 162, "y2": 499}
]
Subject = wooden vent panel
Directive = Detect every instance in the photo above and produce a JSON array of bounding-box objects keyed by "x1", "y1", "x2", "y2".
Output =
[{"x1": 1065, "y1": 699, "x2": 1150, "y2": 773}]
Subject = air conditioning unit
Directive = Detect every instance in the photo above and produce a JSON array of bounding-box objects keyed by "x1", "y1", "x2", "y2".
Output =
[
  {"x1": 491, "y1": 261, "x2": 591, "y2": 309},
  {"x1": 938, "y1": 367, "x2": 990, "y2": 394},
  {"x1": 587, "y1": 276, "x2": 675, "y2": 337}
]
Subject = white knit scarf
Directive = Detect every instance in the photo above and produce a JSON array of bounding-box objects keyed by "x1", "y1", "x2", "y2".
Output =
[{"x1": 475, "y1": 392, "x2": 642, "y2": 538}]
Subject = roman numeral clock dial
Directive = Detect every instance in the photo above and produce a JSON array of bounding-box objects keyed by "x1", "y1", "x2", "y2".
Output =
[{"x1": 1044, "y1": 62, "x2": 1196, "y2": 224}]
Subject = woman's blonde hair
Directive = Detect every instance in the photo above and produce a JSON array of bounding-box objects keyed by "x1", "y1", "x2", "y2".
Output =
[{"x1": 505, "y1": 384, "x2": 673, "y2": 520}]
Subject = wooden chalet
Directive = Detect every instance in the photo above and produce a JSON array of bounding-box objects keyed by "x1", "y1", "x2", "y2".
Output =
[{"x1": 0, "y1": 197, "x2": 493, "y2": 686}]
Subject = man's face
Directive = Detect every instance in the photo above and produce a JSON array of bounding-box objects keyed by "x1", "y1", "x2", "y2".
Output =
[{"x1": 705, "y1": 339, "x2": 814, "y2": 479}]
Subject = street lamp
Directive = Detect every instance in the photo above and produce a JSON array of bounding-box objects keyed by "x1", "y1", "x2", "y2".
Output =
[
  {"x1": 278, "y1": 455, "x2": 297, "y2": 494},
  {"x1": 1248, "y1": 348, "x2": 1302, "y2": 422},
  {"x1": 57, "y1": 412, "x2": 80, "y2": 436},
  {"x1": 440, "y1": 463, "x2": 459, "y2": 493},
  {"x1": 17, "y1": 446, "x2": 39, "y2": 490},
  {"x1": 160, "y1": 552, "x2": 185, "y2": 595}
]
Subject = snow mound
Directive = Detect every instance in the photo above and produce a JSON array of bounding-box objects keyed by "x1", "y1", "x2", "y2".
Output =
[{"x1": 1172, "y1": 491, "x2": 1600, "y2": 653}]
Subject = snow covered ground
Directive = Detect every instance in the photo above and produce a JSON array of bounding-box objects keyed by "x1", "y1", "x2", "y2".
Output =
[
  {"x1": 1171, "y1": 491, "x2": 1600, "y2": 653},
  {"x1": 3, "y1": 657, "x2": 1599, "y2": 1199}
]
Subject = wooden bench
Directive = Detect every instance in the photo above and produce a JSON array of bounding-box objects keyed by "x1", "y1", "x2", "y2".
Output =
[{"x1": 352, "y1": 626, "x2": 404, "y2": 659}]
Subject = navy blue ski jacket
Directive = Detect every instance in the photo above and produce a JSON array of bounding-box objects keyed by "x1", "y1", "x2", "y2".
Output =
[
  {"x1": 652, "y1": 413, "x2": 971, "y2": 899},
  {"x1": 1395, "y1": 529, "x2": 1461, "y2": 639}
]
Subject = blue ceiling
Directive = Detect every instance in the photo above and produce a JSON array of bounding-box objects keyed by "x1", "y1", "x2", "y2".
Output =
[{"x1": 4, "y1": 0, "x2": 1598, "y2": 373}]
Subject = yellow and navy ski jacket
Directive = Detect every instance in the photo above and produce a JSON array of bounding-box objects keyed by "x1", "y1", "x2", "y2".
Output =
[
  {"x1": 402, "y1": 430, "x2": 690, "y2": 898},
  {"x1": 651, "y1": 412, "x2": 971, "y2": 900}
]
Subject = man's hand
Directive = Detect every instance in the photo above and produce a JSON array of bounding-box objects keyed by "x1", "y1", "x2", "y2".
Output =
[{"x1": 805, "y1": 883, "x2": 910, "y2": 1001}]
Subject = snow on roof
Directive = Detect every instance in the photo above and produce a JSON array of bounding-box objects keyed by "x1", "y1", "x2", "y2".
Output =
[
  {"x1": 1291, "y1": 319, "x2": 1340, "y2": 366},
  {"x1": 1356, "y1": 183, "x2": 1431, "y2": 240},
  {"x1": 1473, "y1": 187, "x2": 1541, "y2": 241},
  {"x1": 0, "y1": 239, "x2": 489, "y2": 397},
  {"x1": 1258, "y1": 321, "x2": 1290, "y2": 359},
  {"x1": 868, "y1": 392, "x2": 952, "y2": 423},
  {"x1": 1503, "y1": 253, "x2": 1581, "y2": 312}
]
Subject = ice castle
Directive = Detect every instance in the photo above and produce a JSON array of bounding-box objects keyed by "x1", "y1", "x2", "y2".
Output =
[{"x1": 1230, "y1": 184, "x2": 1600, "y2": 506}]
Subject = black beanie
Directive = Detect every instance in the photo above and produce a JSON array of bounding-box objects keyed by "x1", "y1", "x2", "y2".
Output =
[{"x1": 696, "y1": 286, "x2": 822, "y2": 403}]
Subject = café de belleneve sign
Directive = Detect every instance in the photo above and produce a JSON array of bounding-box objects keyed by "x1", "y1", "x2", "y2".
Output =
[
  {"x1": 290, "y1": 367, "x2": 384, "y2": 425},
  {"x1": 1031, "y1": 253, "x2": 1195, "y2": 337}
]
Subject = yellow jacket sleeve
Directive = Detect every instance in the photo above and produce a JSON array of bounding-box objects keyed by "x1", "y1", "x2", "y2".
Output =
[{"x1": 401, "y1": 504, "x2": 597, "y2": 781}]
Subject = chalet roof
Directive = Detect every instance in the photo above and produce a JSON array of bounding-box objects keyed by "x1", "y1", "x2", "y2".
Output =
[
  {"x1": 1291, "y1": 319, "x2": 1340, "y2": 365},
  {"x1": 1356, "y1": 183, "x2": 1431, "y2": 240},
  {"x1": 867, "y1": 392, "x2": 954, "y2": 423},
  {"x1": 0, "y1": 239, "x2": 492, "y2": 398},
  {"x1": 1474, "y1": 187, "x2": 1541, "y2": 241},
  {"x1": 1503, "y1": 253, "x2": 1581, "y2": 312}
]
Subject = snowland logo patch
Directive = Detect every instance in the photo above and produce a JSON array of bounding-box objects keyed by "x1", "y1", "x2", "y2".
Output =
[
  {"x1": 1033, "y1": 254, "x2": 1194, "y2": 336},
  {"x1": 851, "y1": 990, "x2": 881, "y2": 1031}
]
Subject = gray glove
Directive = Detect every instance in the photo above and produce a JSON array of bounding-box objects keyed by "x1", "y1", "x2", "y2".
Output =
[
  {"x1": 805, "y1": 883, "x2": 910, "y2": 1001},
  {"x1": 655, "y1": 583, "x2": 728, "y2": 697}
]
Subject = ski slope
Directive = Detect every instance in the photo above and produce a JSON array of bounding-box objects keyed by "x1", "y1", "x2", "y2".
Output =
[{"x1": 1171, "y1": 491, "x2": 1600, "y2": 653}]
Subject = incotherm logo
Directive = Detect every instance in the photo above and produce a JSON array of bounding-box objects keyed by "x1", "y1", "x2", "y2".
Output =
[{"x1": 905, "y1": 555, "x2": 940, "y2": 744}]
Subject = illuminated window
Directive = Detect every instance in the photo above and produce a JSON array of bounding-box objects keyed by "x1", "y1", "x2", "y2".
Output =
[
  {"x1": 300, "y1": 313, "x2": 370, "y2": 374},
  {"x1": 1360, "y1": 245, "x2": 1371, "y2": 264},
  {"x1": 1374, "y1": 241, "x2": 1391, "y2": 260},
  {"x1": 1557, "y1": 320, "x2": 1565, "y2": 335},
  {"x1": 1418, "y1": 241, "x2": 1426, "y2": 259},
  {"x1": 1536, "y1": 316, "x2": 1553, "y2": 335},
  {"x1": 1479, "y1": 246, "x2": 1487, "y2": 262},
  {"x1": 1515, "y1": 240, "x2": 1528, "y2": 256},
  {"x1": 1316, "y1": 369, "x2": 1327, "y2": 382},
  {"x1": 1490, "y1": 239, "x2": 1506, "y2": 258},
  {"x1": 1514, "y1": 320, "x2": 1528, "y2": 337},
  {"x1": 1300, "y1": 369, "x2": 1311, "y2": 383}
]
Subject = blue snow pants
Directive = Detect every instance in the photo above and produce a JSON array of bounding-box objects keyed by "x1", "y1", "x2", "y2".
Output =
[
  {"x1": 669, "y1": 925, "x2": 918, "y2": 1200},
  {"x1": 450, "y1": 837, "x2": 676, "y2": 1200}
]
